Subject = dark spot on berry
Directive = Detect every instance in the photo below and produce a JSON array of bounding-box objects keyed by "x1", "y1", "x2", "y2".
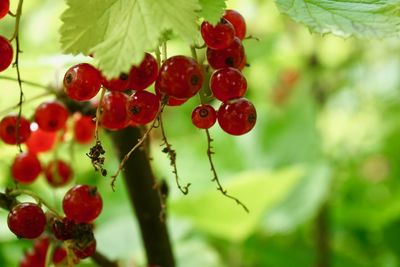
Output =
[
  {"x1": 65, "y1": 73, "x2": 73, "y2": 84},
  {"x1": 6, "y1": 125, "x2": 15, "y2": 135},
  {"x1": 220, "y1": 18, "x2": 228, "y2": 24},
  {"x1": 191, "y1": 75, "x2": 199, "y2": 86},
  {"x1": 119, "y1": 73, "x2": 129, "y2": 80},
  {"x1": 48, "y1": 119, "x2": 58, "y2": 129},
  {"x1": 225, "y1": 57, "x2": 234, "y2": 67},
  {"x1": 130, "y1": 106, "x2": 141, "y2": 115},
  {"x1": 199, "y1": 108, "x2": 209, "y2": 118},
  {"x1": 88, "y1": 187, "x2": 98, "y2": 197},
  {"x1": 248, "y1": 113, "x2": 256, "y2": 123}
]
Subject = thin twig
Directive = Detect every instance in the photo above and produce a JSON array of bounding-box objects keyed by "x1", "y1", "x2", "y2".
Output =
[
  {"x1": 0, "y1": 91, "x2": 53, "y2": 116},
  {"x1": 159, "y1": 114, "x2": 191, "y2": 195},
  {"x1": 94, "y1": 87, "x2": 106, "y2": 141},
  {"x1": 110, "y1": 104, "x2": 166, "y2": 191},
  {"x1": 91, "y1": 251, "x2": 119, "y2": 267},
  {"x1": 9, "y1": 0, "x2": 24, "y2": 42},
  {"x1": 0, "y1": 75, "x2": 54, "y2": 91}
]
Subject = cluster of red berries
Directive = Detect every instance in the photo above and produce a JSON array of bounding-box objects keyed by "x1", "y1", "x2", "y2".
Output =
[
  {"x1": 62, "y1": 9, "x2": 256, "y2": 136},
  {"x1": 7, "y1": 184, "x2": 102, "y2": 265},
  {"x1": 0, "y1": 0, "x2": 13, "y2": 72},
  {"x1": 20, "y1": 236, "x2": 67, "y2": 267}
]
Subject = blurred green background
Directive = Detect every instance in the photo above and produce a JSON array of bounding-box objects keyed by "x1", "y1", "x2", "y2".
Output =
[{"x1": 0, "y1": 0, "x2": 400, "y2": 266}]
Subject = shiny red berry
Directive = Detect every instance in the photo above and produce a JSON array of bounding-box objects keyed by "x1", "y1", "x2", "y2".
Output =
[
  {"x1": 128, "y1": 90, "x2": 160, "y2": 125},
  {"x1": 210, "y1": 68, "x2": 247, "y2": 101},
  {"x1": 8, "y1": 203, "x2": 46, "y2": 239},
  {"x1": 129, "y1": 53, "x2": 158, "y2": 90},
  {"x1": 223, "y1": 10, "x2": 247, "y2": 40},
  {"x1": 72, "y1": 239, "x2": 96, "y2": 259},
  {"x1": 191, "y1": 104, "x2": 217, "y2": 129},
  {"x1": 73, "y1": 114, "x2": 95, "y2": 144},
  {"x1": 155, "y1": 80, "x2": 188, "y2": 106},
  {"x1": 35, "y1": 101, "x2": 69, "y2": 132},
  {"x1": 64, "y1": 63, "x2": 102, "y2": 101},
  {"x1": 0, "y1": 35, "x2": 13, "y2": 72},
  {"x1": 12, "y1": 152, "x2": 42, "y2": 184},
  {"x1": 207, "y1": 37, "x2": 244, "y2": 69},
  {"x1": 26, "y1": 125, "x2": 57, "y2": 154},
  {"x1": 217, "y1": 98, "x2": 257, "y2": 135},
  {"x1": 0, "y1": 0, "x2": 9, "y2": 19},
  {"x1": 44, "y1": 160, "x2": 73, "y2": 188},
  {"x1": 63, "y1": 185, "x2": 103, "y2": 223},
  {"x1": 157, "y1": 55, "x2": 203, "y2": 99},
  {"x1": 102, "y1": 72, "x2": 130, "y2": 91},
  {"x1": 201, "y1": 19, "x2": 235, "y2": 50},
  {"x1": 0, "y1": 114, "x2": 31, "y2": 145},
  {"x1": 100, "y1": 92, "x2": 130, "y2": 130}
]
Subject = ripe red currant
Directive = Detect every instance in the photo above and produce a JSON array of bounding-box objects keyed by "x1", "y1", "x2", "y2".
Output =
[
  {"x1": 35, "y1": 101, "x2": 69, "y2": 132},
  {"x1": 100, "y1": 92, "x2": 130, "y2": 130},
  {"x1": 73, "y1": 114, "x2": 95, "y2": 144},
  {"x1": 206, "y1": 37, "x2": 244, "y2": 69},
  {"x1": 53, "y1": 246, "x2": 67, "y2": 265},
  {"x1": 63, "y1": 184, "x2": 103, "y2": 223},
  {"x1": 26, "y1": 125, "x2": 57, "y2": 154},
  {"x1": 223, "y1": 10, "x2": 247, "y2": 40},
  {"x1": 12, "y1": 152, "x2": 42, "y2": 184},
  {"x1": 191, "y1": 104, "x2": 217, "y2": 129},
  {"x1": 217, "y1": 98, "x2": 257, "y2": 135},
  {"x1": 20, "y1": 250, "x2": 42, "y2": 267},
  {"x1": 129, "y1": 53, "x2": 158, "y2": 90},
  {"x1": 157, "y1": 55, "x2": 203, "y2": 99},
  {"x1": 64, "y1": 63, "x2": 102, "y2": 101},
  {"x1": 201, "y1": 19, "x2": 235, "y2": 50},
  {"x1": 72, "y1": 238, "x2": 96, "y2": 259},
  {"x1": 0, "y1": 35, "x2": 13, "y2": 72},
  {"x1": 0, "y1": 0, "x2": 9, "y2": 19},
  {"x1": 0, "y1": 114, "x2": 31, "y2": 145},
  {"x1": 8, "y1": 203, "x2": 46, "y2": 239},
  {"x1": 44, "y1": 160, "x2": 73, "y2": 188},
  {"x1": 155, "y1": 80, "x2": 188, "y2": 106},
  {"x1": 102, "y1": 72, "x2": 130, "y2": 91},
  {"x1": 210, "y1": 67, "x2": 247, "y2": 101},
  {"x1": 128, "y1": 90, "x2": 160, "y2": 125}
]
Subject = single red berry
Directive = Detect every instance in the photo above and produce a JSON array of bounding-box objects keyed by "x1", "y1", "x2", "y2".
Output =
[
  {"x1": 44, "y1": 160, "x2": 73, "y2": 188},
  {"x1": 53, "y1": 246, "x2": 67, "y2": 265},
  {"x1": 128, "y1": 90, "x2": 160, "y2": 125},
  {"x1": 238, "y1": 55, "x2": 247, "y2": 70},
  {"x1": 210, "y1": 67, "x2": 247, "y2": 101},
  {"x1": 0, "y1": 114, "x2": 31, "y2": 145},
  {"x1": 157, "y1": 55, "x2": 203, "y2": 99},
  {"x1": 102, "y1": 72, "x2": 130, "y2": 91},
  {"x1": 191, "y1": 104, "x2": 217, "y2": 129},
  {"x1": 0, "y1": 35, "x2": 13, "y2": 72},
  {"x1": 20, "y1": 250, "x2": 42, "y2": 267},
  {"x1": 63, "y1": 185, "x2": 103, "y2": 223},
  {"x1": 51, "y1": 217, "x2": 76, "y2": 240},
  {"x1": 201, "y1": 19, "x2": 235, "y2": 50},
  {"x1": 207, "y1": 37, "x2": 245, "y2": 69},
  {"x1": 64, "y1": 63, "x2": 102, "y2": 101},
  {"x1": 12, "y1": 152, "x2": 42, "y2": 183},
  {"x1": 217, "y1": 98, "x2": 257, "y2": 135},
  {"x1": 73, "y1": 114, "x2": 95, "y2": 144},
  {"x1": 72, "y1": 239, "x2": 96, "y2": 259},
  {"x1": 155, "y1": 80, "x2": 188, "y2": 106},
  {"x1": 33, "y1": 236, "x2": 50, "y2": 260},
  {"x1": 129, "y1": 53, "x2": 158, "y2": 90},
  {"x1": 8, "y1": 203, "x2": 46, "y2": 239},
  {"x1": 35, "y1": 101, "x2": 69, "y2": 132},
  {"x1": 100, "y1": 92, "x2": 130, "y2": 130},
  {"x1": 0, "y1": 0, "x2": 10, "y2": 19},
  {"x1": 26, "y1": 124, "x2": 57, "y2": 154},
  {"x1": 223, "y1": 10, "x2": 247, "y2": 40}
]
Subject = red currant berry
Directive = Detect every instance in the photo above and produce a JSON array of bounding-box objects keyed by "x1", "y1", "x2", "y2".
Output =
[
  {"x1": 35, "y1": 101, "x2": 69, "y2": 132},
  {"x1": 73, "y1": 114, "x2": 95, "y2": 144},
  {"x1": 44, "y1": 160, "x2": 73, "y2": 188},
  {"x1": 0, "y1": 0, "x2": 9, "y2": 19},
  {"x1": 102, "y1": 72, "x2": 130, "y2": 91},
  {"x1": 20, "y1": 250, "x2": 42, "y2": 267},
  {"x1": 8, "y1": 203, "x2": 46, "y2": 239},
  {"x1": 33, "y1": 236, "x2": 50, "y2": 257},
  {"x1": 217, "y1": 98, "x2": 257, "y2": 135},
  {"x1": 26, "y1": 125, "x2": 57, "y2": 154},
  {"x1": 128, "y1": 90, "x2": 160, "y2": 125},
  {"x1": 210, "y1": 67, "x2": 247, "y2": 101},
  {"x1": 155, "y1": 80, "x2": 188, "y2": 106},
  {"x1": 0, "y1": 114, "x2": 31, "y2": 145},
  {"x1": 64, "y1": 63, "x2": 102, "y2": 101},
  {"x1": 129, "y1": 53, "x2": 158, "y2": 90},
  {"x1": 206, "y1": 37, "x2": 244, "y2": 69},
  {"x1": 63, "y1": 184, "x2": 103, "y2": 223},
  {"x1": 72, "y1": 239, "x2": 96, "y2": 259},
  {"x1": 201, "y1": 19, "x2": 235, "y2": 50},
  {"x1": 157, "y1": 55, "x2": 203, "y2": 99},
  {"x1": 12, "y1": 152, "x2": 42, "y2": 184},
  {"x1": 191, "y1": 104, "x2": 217, "y2": 129},
  {"x1": 223, "y1": 10, "x2": 247, "y2": 40},
  {"x1": 53, "y1": 246, "x2": 67, "y2": 265},
  {"x1": 0, "y1": 35, "x2": 13, "y2": 72},
  {"x1": 100, "y1": 92, "x2": 130, "y2": 130}
]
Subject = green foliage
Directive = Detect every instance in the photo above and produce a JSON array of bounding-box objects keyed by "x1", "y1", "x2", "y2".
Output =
[
  {"x1": 275, "y1": 0, "x2": 400, "y2": 38},
  {"x1": 198, "y1": 0, "x2": 226, "y2": 24}
]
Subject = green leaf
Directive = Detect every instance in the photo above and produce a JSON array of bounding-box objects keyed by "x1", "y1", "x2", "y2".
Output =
[
  {"x1": 198, "y1": 0, "x2": 226, "y2": 24},
  {"x1": 170, "y1": 167, "x2": 305, "y2": 242},
  {"x1": 275, "y1": 0, "x2": 400, "y2": 38},
  {"x1": 60, "y1": 0, "x2": 200, "y2": 78}
]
